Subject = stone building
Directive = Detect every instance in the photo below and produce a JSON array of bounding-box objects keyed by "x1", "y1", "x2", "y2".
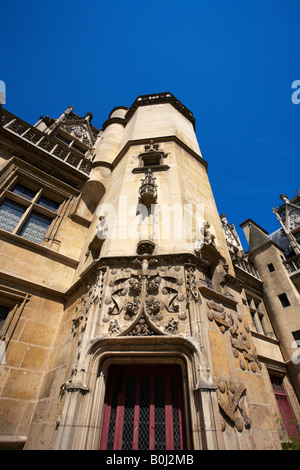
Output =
[{"x1": 0, "y1": 93, "x2": 299, "y2": 450}]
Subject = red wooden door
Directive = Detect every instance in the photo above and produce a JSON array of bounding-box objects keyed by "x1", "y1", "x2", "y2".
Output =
[
  {"x1": 99, "y1": 365, "x2": 186, "y2": 450},
  {"x1": 270, "y1": 375, "x2": 298, "y2": 439}
]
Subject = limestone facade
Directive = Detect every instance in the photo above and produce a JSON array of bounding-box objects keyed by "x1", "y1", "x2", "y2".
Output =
[{"x1": 0, "y1": 93, "x2": 299, "y2": 450}]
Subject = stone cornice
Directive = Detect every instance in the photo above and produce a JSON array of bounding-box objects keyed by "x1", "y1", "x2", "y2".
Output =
[
  {"x1": 65, "y1": 251, "x2": 222, "y2": 301},
  {"x1": 101, "y1": 116, "x2": 126, "y2": 131},
  {"x1": 0, "y1": 229, "x2": 79, "y2": 268},
  {"x1": 247, "y1": 240, "x2": 285, "y2": 261},
  {"x1": 0, "y1": 270, "x2": 65, "y2": 300},
  {"x1": 111, "y1": 135, "x2": 208, "y2": 171},
  {"x1": 124, "y1": 93, "x2": 196, "y2": 129},
  {"x1": 198, "y1": 285, "x2": 238, "y2": 309}
]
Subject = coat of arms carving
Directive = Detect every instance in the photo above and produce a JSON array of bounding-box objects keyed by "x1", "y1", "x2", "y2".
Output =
[{"x1": 101, "y1": 259, "x2": 188, "y2": 337}]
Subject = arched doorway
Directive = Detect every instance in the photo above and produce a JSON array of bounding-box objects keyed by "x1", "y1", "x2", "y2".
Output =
[{"x1": 99, "y1": 364, "x2": 186, "y2": 450}]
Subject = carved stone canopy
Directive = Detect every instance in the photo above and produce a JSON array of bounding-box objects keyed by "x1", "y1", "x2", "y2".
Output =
[{"x1": 138, "y1": 140, "x2": 169, "y2": 167}]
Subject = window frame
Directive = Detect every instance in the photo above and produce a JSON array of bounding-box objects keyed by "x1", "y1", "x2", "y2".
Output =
[
  {"x1": 0, "y1": 304, "x2": 11, "y2": 332},
  {"x1": 246, "y1": 295, "x2": 273, "y2": 337},
  {"x1": 0, "y1": 287, "x2": 29, "y2": 339},
  {"x1": 141, "y1": 153, "x2": 162, "y2": 168},
  {"x1": 267, "y1": 263, "x2": 275, "y2": 272},
  {"x1": 0, "y1": 174, "x2": 64, "y2": 245},
  {"x1": 99, "y1": 364, "x2": 186, "y2": 451},
  {"x1": 278, "y1": 293, "x2": 291, "y2": 308}
]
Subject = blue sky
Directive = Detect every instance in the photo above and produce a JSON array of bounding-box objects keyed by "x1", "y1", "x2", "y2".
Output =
[{"x1": 1, "y1": 0, "x2": 300, "y2": 247}]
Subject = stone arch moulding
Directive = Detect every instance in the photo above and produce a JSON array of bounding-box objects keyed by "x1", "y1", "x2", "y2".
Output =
[{"x1": 54, "y1": 335, "x2": 212, "y2": 450}]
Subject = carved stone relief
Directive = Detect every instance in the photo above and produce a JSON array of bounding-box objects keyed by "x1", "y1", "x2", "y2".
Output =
[
  {"x1": 127, "y1": 316, "x2": 157, "y2": 336},
  {"x1": 61, "y1": 289, "x2": 93, "y2": 395},
  {"x1": 207, "y1": 300, "x2": 233, "y2": 333},
  {"x1": 90, "y1": 269, "x2": 105, "y2": 305},
  {"x1": 215, "y1": 378, "x2": 251, "y2": 432},
  {"x1": 71, "y1": 294, "x2": 89, "y2": 340},
  {"x1": 61, "y1": 269, "x2": 106, "y2": 395},
  {"x1": 220, "y1": 214, "x2": 243, "y2": 252},
  {"x1": 194, "y1": 221, "x2": 216, "y2": 256},
  {"x1": 185, "y1": 265, "x2": 199, "y2": 304},
  {"x1": 207, "y1": 300, "x2": 262, "y2": 373},
  {"x1": 61, "y1": 124, "x2": 91, "y2": 145},
  {"x1": 203, "y1": 221, "x2": 216, "y2": 247},
  {"x1": 100, "y1": 260, "x2": 188, "y2": 337}
]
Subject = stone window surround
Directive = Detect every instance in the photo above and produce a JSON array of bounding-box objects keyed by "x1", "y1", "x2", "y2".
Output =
[
  {"x1": 0, "y1": 173, "x2": 63, "y2": 244},
  {"x1": 246, "y1": 294, "x2": 274, "y2": 338},
  {"x1": 0, "y1": 162, "x2": 79, "y2": 266},
  {"x1": 0, "y1": 285, "x2": 29, "y2": 343},
  {"x1": 0, "y1": 287, "x2": 32, "y2": 450},
  {"x1": 278, "y1": 292, "x2": 291, "y2": 308}
]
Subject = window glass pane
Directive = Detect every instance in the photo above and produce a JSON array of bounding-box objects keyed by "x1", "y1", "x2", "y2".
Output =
[
  {"x1": 138, "y1": 375, "x2": 150, "y2": 450},
  {"x1": 121, "y1": 375, "x2": 136, "y2": 450},
  {"x1": 142, "y1": 156, "x2": 161, "y2": 166},
  {"x1": 259, "y1": 315, "x2": 268, "y2": 335},
  {"x1": 12, "y1": 183, "x2": 36, "y2": 201},
  {"x1": 0, "y1": 305, "x2": 10, "y2": 329},
  {"x1": 251, "y1": 312, "x2": 259, "y2": 332},
  {"x1": 37, "y1": 195, "x2": 60, "y2": 212},
  {"x1": 171, "y1": 374, "x2": 181, "y2": 450},
  {"x1": 19, "y1": 211, "x2": 51, "y2": 244},
  {"x1": 0, "y1": 199, "x2": 26, "y2": 232},
  {"x1": 278, "y1": 293, "x2": 290, "y2": 308},
  {"x1": 268, "y1": 263, "x2": 275, "y2": 272},
  {"x1": 155, "y1": 375, "x2": 166, "y2": 450},
  {"x1": 271, "y1": 375, "x2": 284, "y2": 392},
  {"x1": 292, "y1": 331, "x2": 300, "y2": 343}
]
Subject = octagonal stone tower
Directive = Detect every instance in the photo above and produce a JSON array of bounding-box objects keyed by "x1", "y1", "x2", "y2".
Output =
[{"x1": 48, "y1": 94, "x2": 284, "y2": 450}]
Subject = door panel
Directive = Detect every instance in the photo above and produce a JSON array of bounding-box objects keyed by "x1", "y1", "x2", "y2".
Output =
[
  {"x1": 99, "y1": 365, "x2": 186, "y2": 450},
  {"x1": 270, "y1": 375, "x2": 298, "y2": 439}
]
